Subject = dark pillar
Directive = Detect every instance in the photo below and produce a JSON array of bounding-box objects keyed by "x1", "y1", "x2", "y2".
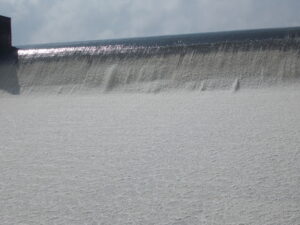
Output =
[
  {"x1": 0, "y1": 15, "x2": 19, "y2": 94},
  {"x1": 0, "y1": 15, "x2": 12, "y2": 51}
]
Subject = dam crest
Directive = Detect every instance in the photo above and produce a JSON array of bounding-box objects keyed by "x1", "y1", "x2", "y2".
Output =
[{"x1": 1, "y1": 19, "x2": 300, "y2": 95}]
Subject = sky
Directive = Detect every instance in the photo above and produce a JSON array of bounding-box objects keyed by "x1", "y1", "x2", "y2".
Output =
[{"x1": 0, "y1": 0, "x2": 300, "y2": 46}]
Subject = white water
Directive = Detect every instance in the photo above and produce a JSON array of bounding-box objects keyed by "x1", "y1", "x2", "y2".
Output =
[
  {"x1": 0, "y1": 90, "x2": 300, "y2": 225},
  {"x1": 19, "y1": 46, "x2": 300, "y2": 94},
  {"x1": 1, "y1": 36, "x2": 300, "y2": 224},
  {"x1": 0, "y1": 39, "x2": 299, "y2": 96}
]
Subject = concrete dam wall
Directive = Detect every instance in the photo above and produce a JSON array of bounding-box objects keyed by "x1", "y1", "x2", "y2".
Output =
[{"x1": 1, "y1": 26, "x2": 300, "y2": 95}]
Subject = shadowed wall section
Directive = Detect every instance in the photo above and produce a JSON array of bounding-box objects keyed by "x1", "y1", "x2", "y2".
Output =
[{"x1": 0, "y1": 49, "x2": 20, "y2": 95}]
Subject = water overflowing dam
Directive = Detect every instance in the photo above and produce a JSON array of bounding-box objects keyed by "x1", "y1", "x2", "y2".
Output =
[
  {"x1": 1, "y1": 27, "x2": 300, "y2": 95},
  {"x1": 1, "y1": 21, "x2": 300, "y2": 225}
]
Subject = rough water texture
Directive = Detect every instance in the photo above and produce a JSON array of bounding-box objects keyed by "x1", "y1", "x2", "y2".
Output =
[
  {"x1": 0, "y1": 39, "x2": 299, "y2": 95},
  {"x1": 0, "y1": 29, "x2": 300, "y2": 224},
  {"x1": 1, "y1": 90, "x2": 300, "y2": 225}
]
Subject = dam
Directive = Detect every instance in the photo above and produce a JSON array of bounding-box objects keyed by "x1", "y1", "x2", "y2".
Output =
[
  {"x1": 1, "y1": 22, "x2": 300, "y2": 95},
  {"x1": 1, "y1": 16, "x2": 300, "y2": 225}
]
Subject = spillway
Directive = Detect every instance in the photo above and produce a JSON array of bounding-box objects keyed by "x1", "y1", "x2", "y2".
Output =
[
  {"x1": 1, "y1": 27, "x2": 300, "y2": 95},
  {"x1": 1, "y1": 27, "x2": 300, "y2": 225}
]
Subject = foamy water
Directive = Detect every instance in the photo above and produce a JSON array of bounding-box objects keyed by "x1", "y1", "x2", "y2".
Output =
[
  {"x1": 15, "y1": 40, "x2": 300, "y2": 95},
  {"x1": 1, "y1": 28, "x2": 300, "y2": 225},
  {"x1": 1, "y1": 27, "x2": 300, "y2": 96},
  {"x1": 1, "y1": 90, "x2": 300, "y2": 225}
]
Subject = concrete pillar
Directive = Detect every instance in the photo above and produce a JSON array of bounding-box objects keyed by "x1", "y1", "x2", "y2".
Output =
[{"x1": 0, "y1": 15, "x2": 12, "y2": 50}]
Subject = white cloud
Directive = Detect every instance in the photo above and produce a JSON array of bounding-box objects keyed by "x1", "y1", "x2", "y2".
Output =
[{"x1": 0, "y1": 0, "x2": 299, "y2": 45}]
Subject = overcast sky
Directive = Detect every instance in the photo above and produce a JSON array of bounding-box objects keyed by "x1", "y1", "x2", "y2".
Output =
[{"x1": 1, "y1": 0, "x2": 300, "y2": 45}]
